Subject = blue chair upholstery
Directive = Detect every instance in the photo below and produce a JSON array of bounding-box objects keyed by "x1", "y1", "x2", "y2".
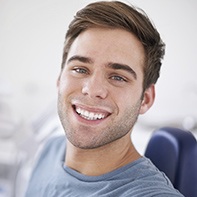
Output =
[{"x1": 145, "y1": 127, "x2": 197, "y2": 197}]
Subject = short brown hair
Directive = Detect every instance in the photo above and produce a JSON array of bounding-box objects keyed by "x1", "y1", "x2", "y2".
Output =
[{"x1": 61, "y1": 1, "x2": 165, "y2": 90}]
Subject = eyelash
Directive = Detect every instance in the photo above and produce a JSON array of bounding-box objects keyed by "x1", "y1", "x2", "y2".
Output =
[
  {"x1": 72, "y1": 67, "x2": 89, "y2": 74},
  {"x1": 110, "y1": 75, "x2": 127, "y2": 82}
]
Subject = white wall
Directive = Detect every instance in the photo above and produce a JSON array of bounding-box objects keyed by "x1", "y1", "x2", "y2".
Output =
[{"x1": 1, "y1": 0, "x2": 197, "y2": 132}]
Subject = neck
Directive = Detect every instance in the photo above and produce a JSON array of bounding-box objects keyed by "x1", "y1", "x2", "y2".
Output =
[{"x1": 65, "y1": 132, "x2": 141, "y2": 176}]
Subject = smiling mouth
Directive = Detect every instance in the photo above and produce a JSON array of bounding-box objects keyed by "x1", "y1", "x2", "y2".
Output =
[{"x1": 73, "y1": 105, "x2": 110, "y2": 121}]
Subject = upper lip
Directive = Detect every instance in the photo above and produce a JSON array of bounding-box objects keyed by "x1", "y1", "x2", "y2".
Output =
[{"x1": 72, "y1": 101, "x2": 112, "y2": 115}]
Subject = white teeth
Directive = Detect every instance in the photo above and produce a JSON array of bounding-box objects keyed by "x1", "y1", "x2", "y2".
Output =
[{"x1": 75, "y1": 107, "x2": 106, "y2": 120}]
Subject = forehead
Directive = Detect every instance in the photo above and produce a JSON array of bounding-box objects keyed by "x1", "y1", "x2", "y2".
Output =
[{"x1": 67, "y1": 28, "x2": 145, "y2": 73}]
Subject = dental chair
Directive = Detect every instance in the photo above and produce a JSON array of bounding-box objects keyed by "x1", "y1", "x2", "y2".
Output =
[{"x1": 145, "y1": 127, "x2": 197, "y2": 197}]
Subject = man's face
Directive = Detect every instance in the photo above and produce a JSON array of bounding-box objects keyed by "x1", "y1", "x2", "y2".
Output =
[{"x1": 57, "y1": 28, "x2": 153, "y2": 149}]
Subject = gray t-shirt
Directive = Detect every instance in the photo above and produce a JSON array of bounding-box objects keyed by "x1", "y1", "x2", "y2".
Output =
[{"x1": 25, "y1": 136, "x2": 184, "y2": 197}]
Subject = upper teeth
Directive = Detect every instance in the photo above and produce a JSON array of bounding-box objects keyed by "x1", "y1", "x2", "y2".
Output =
[{"x1": 76, "y1": 107, "x2": 105, "y2": 120}]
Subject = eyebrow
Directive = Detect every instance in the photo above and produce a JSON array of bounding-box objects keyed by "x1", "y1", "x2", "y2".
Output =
[
  {"x1": 67, "y1": 55, "x2": 137, "y2": 79},
  {"x1": 108, "y1": 63, "x2": 137, "y2": 80},
  {"x1": 67, "y1": 55, "x2": 93, "y2": 64}
]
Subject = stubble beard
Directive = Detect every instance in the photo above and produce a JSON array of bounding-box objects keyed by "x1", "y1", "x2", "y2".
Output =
[{"x1": 57, "y1": 94, "x2": 142, "y2": 150}]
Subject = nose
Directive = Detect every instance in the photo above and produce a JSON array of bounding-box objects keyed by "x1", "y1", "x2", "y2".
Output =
[{"x1": 82, "y1": 74, "x2": 108, "y2": 99}]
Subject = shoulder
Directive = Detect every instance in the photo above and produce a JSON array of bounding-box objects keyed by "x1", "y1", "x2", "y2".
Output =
[
  {"x1": 38, "y1": 136, "x2": 65, "y2": 160},
  {"x1": 25, "y1": 136, "x2": 66, "y2": 196},
  {"x1": 120, "y1": 157, "x2": 184, "y2": 196},
  {"x1": 34, "y1": 135, "x2": 66, "y2": 171}
]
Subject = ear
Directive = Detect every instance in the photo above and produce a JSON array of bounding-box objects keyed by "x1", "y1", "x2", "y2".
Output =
[{"x1": 139, "y1": 84, "x2": 155, "y2": 114}]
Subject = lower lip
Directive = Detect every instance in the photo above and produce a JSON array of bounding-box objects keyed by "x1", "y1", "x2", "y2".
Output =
[{"x1": 72, "y1": 108, "x2": 107, "y2": 125}]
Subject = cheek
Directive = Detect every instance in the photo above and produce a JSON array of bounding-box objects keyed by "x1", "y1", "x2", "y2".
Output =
[
  {"x1": 116, "y1": 89, "x2": 143, "y2": 111},
  {"x1": 117, "y1": 88, "x2": 142, "y2": 102},
  {"x1": 58, "y1": 75, "x2": 80, "y2": 94}
]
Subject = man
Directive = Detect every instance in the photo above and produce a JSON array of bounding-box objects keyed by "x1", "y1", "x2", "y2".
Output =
[{"x1": 25, "y1": 1, "x2": 184, "y2": 196}]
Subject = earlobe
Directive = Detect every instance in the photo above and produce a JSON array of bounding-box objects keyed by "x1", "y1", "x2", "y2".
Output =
[{"x1": 139, "y1": 84, "x2": 155, "y2": 114}]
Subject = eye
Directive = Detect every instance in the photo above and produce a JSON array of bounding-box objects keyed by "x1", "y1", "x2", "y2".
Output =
[
  {"x1": 72, "y1": 67, "x2": 89, "y2": 74},
  {"x1": 110, "y1": 75, "x2": 127, "y2": 82}
]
